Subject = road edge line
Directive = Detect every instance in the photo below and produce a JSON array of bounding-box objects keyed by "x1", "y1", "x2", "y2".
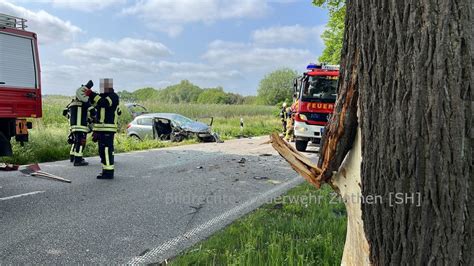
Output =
[{"x1": 128, "y1": 175, "x2": 303, "y2": 265}]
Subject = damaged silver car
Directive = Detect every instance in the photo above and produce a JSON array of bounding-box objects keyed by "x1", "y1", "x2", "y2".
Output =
[{"x1": 126, "y1": 113, "x2": 220, "y2": 142}]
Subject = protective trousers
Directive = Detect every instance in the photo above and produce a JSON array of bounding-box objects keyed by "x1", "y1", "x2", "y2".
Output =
[
  {"x1": 97, "y1": 132, "x2": 115, "y2": 174},
  {"x1": 71, "y1": 132, "x2": 87, "y2": 162}
]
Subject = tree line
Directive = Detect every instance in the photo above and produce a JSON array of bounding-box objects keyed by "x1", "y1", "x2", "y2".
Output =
[
  {"x1": 117, "y1": 80, "x2": 256, "y2": 105},
  {"x1": 118, "y1": 68, "x2": 298, "y2": 106}
]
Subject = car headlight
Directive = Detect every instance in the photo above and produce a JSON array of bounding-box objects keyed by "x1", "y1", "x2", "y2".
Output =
[{"x1": 299, "y1": 114, "x2": 308, "y2": 121}]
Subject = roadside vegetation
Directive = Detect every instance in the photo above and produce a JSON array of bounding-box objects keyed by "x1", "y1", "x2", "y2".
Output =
[
  {"x1": 171, "y1": 183, "x2": 347, "y2": 265},
  {"x1": 313, "y1": 0, "x2": 345, "y2": 64},
  {"x1": 2, "y1": 95, "x2": 280, "y2": 165}
]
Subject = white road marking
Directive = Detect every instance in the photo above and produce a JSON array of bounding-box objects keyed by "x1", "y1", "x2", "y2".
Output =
[
  {"x1": 0, "y1": 191, "x2": 45, "y2": 201},
  {"x1": 128, "y1": 176, "x2": 303, "y2": 265}
]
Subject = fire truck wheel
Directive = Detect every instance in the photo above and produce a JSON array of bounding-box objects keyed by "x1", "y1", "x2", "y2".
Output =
[{"x1": 295, "y1": 140, "x2": 308, "y2": 152}]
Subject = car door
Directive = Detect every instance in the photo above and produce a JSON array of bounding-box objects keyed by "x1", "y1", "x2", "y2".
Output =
[
  {"x1": 134, "y1": 117, "x2": 153, "y2": 139},
  {"x1": 140, "y1": 118, "x2": 154, "y2": 139}
]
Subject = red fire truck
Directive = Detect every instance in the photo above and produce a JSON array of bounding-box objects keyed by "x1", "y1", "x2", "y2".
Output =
[
  {"x1": 292, "y1": 63, "x2": 339, "y2": 151},
  {"x1": 0, "y1": 14, "x2": 42, "y2": 156}
]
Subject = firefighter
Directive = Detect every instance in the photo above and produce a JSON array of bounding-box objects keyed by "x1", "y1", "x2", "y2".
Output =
[
  {"x1": 284, "y1": 106, "x2": 294, "y2": 141},
  {"x1": 63, "y1": 80, "x2": 95, "y2": 166},
  {"x1": 82, "y1": 78, "x2": 121, "y2": 179},
  {"x1": 279, "y1": 102, "x2": 288, "y2": 133},
  {"x1": 285, "y1": 98, "x2": 299, "y2": 142}
]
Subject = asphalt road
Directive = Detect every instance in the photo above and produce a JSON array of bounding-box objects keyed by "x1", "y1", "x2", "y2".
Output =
[{"x1": 0, "y1": 137, "x2": 318, "y2": 264}]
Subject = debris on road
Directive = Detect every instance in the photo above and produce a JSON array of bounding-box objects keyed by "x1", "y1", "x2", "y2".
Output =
[
  {"x1": 0, "y1": 163, "x2": 19, "y2": 171},
  {"x1": 196, "y1": 166, "x2": 203, "y2": 169},
  {"x1": 259, "y1": 153, "x2": 273, "y2": 157},
  {"x1": 19, "y1": 164, "x2": 71, "y2": 183},
  {"x1": 138, "y1": 248, "x2": 151, "y2": 256},
  {"x1": 267, "y1": 180, "x2": 282, "y2": 185},
  {"x1": 253, "y1": 176, "x2": 269, "y2": 180},
  {"x1": 237, "y1": 158, "x2": 246, "y2": 164}
]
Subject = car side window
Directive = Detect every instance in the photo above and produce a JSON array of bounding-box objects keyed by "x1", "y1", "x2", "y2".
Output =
[{"x1": 137, "y1": 118, "x2": 153, "y2": 126}]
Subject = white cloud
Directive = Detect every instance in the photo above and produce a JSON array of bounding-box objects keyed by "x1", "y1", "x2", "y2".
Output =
[
  {"x1": 0, "y1": 1, "x2": 82, "y2": 44},
  {"x1": 252, "y1": 24, "x2": 325, "y2": 45},
  {"x1": 202, "y1": 40, "x2": 314, "y2": 72},
  {"x1": 63, "y1": 38, "x2": 172, "y2": 62},
  {"x1": 41, "y1": 60, "x2": 157, "y2": 94},
  {"x1": 155, "y1": 61, "x2": 210, "y2": 72},
  {"x1": 170, "y1": 70, "x2": 242, "y2": 80},
  {"x1": 49, "y1": 0, "x2": 126, "y2": 11},
  {"x1": 51, "y1": 38, "x2": 174, "y2": 91},
  {"x1": 122, "y1": 0, "x2": 269, "y2": 37}
]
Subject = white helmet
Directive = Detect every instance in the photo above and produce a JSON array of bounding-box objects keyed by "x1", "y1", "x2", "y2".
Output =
[
  {"x1": 76, "y1": 86, "x2": 89, "y2": 102},
  {"x1": 282, "y1": 102, "x2": 287, "y2": 107}
]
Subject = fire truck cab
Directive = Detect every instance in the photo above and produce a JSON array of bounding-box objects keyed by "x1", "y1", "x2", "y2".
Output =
[
  {"x1": 293, "y1": 63, "x2": 339, "y2": 152},
  {"x1": 0, "y1": 13, "x2": 42, "y2": 156}
]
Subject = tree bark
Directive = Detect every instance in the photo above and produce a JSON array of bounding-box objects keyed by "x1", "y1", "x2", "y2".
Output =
[
  {"x1": 273, "y1": 0, "x2": 472, "y2": 264},
  {"x1": 348, "y1": 0, "x2": 473, "y2": 264}
]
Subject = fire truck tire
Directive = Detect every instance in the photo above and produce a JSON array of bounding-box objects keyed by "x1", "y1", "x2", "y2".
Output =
[
  {"x1": 0, "y1": 131, "x2": 13, "y2": 157},
  {"x1": 295, "y1": 140, "x2": 308, "y2": 152}
]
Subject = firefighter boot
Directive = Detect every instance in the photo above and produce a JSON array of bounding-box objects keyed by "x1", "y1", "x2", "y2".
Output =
[
  {"x1": 74, "y1": 157, "x2": 89, "y2": 166},
  {"x1": 97, "y1": 170, "x2": 114, "y2": 179},
  {"x1": 70, "y1": 155, "x2": 75, "y2": 163}
]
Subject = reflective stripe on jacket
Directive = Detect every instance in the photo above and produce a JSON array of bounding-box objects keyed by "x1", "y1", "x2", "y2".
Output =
[
  {"x1": 65, "y1": 99, "x2": 94, "y2": 132},
  {"x1": 89, "y1": 92, "x2": 121, "y2": 132}
]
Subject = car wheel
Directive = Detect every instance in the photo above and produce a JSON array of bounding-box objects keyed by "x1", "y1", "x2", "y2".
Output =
[
  {"x1": 130, "y1": 134, "x2": 141, "y2": 141},
  {"x1": 295, "y1": 140, "x2": 308, "y2": 152},
  {"x1": 171, "y1": 134, "x2": 184, "y2": 142}
]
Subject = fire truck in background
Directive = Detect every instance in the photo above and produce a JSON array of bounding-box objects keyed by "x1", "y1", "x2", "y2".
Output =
[
  {"x1": 0, "y1": 13, "x2": 42, "y2": 156},
  {"x1": 292, "y1": 63, "x2": 339, "y2": 151}
]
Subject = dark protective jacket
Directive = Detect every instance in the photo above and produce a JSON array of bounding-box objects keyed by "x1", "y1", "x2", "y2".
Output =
[
  {"x1": 280, "y1": 107, "x2": 288, "y2": 121},
  {"x1": 89, "y1": 91, "x2": 121, "y2": 132},
  {"x1": 63, "y1": 99, "x2": 95, "y2": 132}
]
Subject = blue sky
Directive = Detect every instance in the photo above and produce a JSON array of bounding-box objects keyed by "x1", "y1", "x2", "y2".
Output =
[{"x1": 3, "y1": 0, "x2": 329, "y2": 95}]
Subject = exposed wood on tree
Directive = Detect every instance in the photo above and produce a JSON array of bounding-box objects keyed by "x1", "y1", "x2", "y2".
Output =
[
  {"x1": 331, "y1": 128, "x2": 370, "y2": 266},
  {"x1": 317, "y1": 3, "x2": 360, "y2": 181},
  {"x1": 270, "y1": 133, "x2": 322, "y2": 188}
]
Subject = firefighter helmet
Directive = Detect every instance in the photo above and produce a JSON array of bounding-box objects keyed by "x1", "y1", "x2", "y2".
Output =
[{"x1": 76, "y1": 86, "x2": 89, "y2": 102}]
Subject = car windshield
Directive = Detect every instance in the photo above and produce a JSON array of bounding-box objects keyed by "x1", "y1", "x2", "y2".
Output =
[
  {"x1": 170, "y1": 114, "x2": 194, "y2": 126},
  {"x1": 301, "y1": 75, "x2": 338, "y2": 101}
]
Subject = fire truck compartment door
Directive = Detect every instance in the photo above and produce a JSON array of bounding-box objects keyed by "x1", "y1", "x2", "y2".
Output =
[{"x1": 0, "y1": 32, "x2": 37, "y2": 89}]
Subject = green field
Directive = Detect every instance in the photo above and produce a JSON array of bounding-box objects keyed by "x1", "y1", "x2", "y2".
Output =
[
  {"x1": 171, "y1": 183, "x2": 347, "y2": 265},
  {"x1": 2, "y1": 96, "x2": 281, "y2": 165}
]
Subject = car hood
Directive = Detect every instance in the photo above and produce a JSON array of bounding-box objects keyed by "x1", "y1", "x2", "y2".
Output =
[{"x1": 181, "y1": 121, "x2": 210, "y2": 133}]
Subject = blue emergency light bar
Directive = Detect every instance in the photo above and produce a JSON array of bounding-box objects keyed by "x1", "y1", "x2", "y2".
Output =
[{"x1": 306, "y1": 63, "x2": 321, "y2": 70}]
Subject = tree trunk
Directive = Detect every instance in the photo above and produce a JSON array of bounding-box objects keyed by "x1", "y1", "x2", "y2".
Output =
[
  {"x1": 348, "y1": 0, "x2": 473, "y2": 264},
  {"x1": 273, "y1": 0, "x2": 472, "y2": 264}
]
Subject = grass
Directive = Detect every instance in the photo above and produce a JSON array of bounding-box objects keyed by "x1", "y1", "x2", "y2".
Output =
[
  {"x1": 1, "y1": 97, "x2": 281, "y2": 164},
  {"x1": 170, "y1": 183, "x2": 347, "y2": 265}
]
